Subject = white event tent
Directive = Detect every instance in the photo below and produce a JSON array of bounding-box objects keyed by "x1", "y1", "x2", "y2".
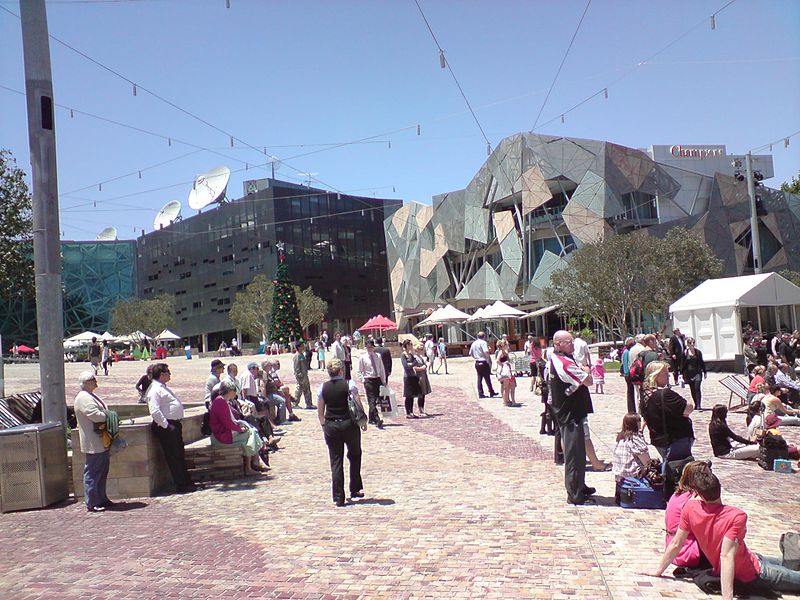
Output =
[{"x1": 669, "y1": 273, "x2": 800, "y2": 361}]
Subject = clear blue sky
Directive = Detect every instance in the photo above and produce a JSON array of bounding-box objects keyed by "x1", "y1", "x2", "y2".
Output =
[{"x1": 2, "y1": 0, "x2": 799, "y2": 240}]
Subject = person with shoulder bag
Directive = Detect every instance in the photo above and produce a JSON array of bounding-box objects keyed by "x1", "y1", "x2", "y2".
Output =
[{"x1": 317, "y1": 358, "x2": 366, "y2": 507}]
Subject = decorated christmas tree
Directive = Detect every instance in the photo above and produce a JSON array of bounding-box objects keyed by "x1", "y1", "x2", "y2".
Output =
[{"x1": 269, "y1": 243, "x2": 303, "y2": 346}]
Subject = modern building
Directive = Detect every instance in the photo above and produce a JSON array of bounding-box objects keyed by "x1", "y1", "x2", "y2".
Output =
[
  {"x1": 0, "y1": 240, "x2": 137, "y2": 345},
  {"x1": 385, "y1": 133, "x2": 800, "y2": 327},
  {"x1": 137, "y1": 178, "x2": 401, "y2": 350}
]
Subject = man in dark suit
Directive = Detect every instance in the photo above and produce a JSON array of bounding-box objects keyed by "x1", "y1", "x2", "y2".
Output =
[
  {"x1": 668, "y1": 328, "x2": 685, "y2": 385},
  {"x1": 375, "y1": 338, "x2": 393, "y2": 382}
]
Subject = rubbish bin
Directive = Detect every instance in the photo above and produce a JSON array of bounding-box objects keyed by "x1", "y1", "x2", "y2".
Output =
[{"x1": 0, "y1": 422, "x2": 68, "y2": 513}]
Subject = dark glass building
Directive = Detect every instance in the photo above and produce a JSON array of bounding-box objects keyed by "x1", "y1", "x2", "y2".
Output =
[{"x1": 136, "y1": 178, "x2": 401, "y2": 350}]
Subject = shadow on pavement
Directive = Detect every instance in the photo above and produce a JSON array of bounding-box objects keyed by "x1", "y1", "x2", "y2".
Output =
[
  {"x1": 108, "y1": 501, "x2": 148, "y2": 512},
  {"x1": 352, "y1": 498, "x2": 395, "y2": 506},
  {"x1": 207, "y1": 477, "x2": 274, "y2": 492}
]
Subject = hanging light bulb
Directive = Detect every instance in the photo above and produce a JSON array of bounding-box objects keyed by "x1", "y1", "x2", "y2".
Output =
[
  {"x1": 561, "y1": 114, "x2": 565, "y2": 123},
  {"x1": 604, "y1": 88, "x2": 608, "y2": 99},
  {"x1": 392, "y1": 186, "x2": 396, "y2": 193},
  {"x1": 769, "y1": 144, "x2": 773, "y2": 152},
  {"x1": 98, "y1": 183, "x2": 102, "y2": 191},
  {"x1": 710, "y1": 15, "x2": 716, "y2": 30},
  {"x1": 69, "y1": 109, "x2": 74, "y2": 118},
  {"x1": 132, "y1": 82, "x2": 137, "y2": 96},
  {"x1": 388, "y1": 141, "x2": 391, "y2": 149},
  {"x1": 785, "y1": 138, "x2": 790, "y2": 148},
  {"x1": 93, "y1": 201, "x2": 96, "y2": 207},
  {"x1": 168, "y1": 138, "x2": 172, "y2": 147},
  {"x1": 417, "y1": 124, "x2": 421, "y2": 136},
  {"x1": 245, "y1": 163, "x2": 249, "y2": 170},
  {"x1": 486, "y1": 142, "x2": 491, "y2": 156},
  {"x1": 439, "y1": 49, "x2": 446, "y2": 69},
  {"x1": 225, "y1": 0, "x2": 230, "y2": 8},
  {"x1": 138, "y1": 171, "x2": 142, "y2": 179},
  {"x1": 230, "y1": 136, "x2": 234, "y2": 147}
]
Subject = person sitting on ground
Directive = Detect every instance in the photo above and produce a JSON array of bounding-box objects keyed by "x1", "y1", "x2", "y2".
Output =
[
  {"x1": 745, "y1": 400, "x2": 765, "y2": 439},
  {"x1": 747, "y1": 366, "x2": 766, "y2": 403},
  {"x1": 663, "y1": 460, "x2": 710, "y2": 570},
  {"x1": 762, "y1": 394, "x2": 800, "y2": 426},
  {"x1": 646, "y1": 469, "x2": 800, "y2": 597},
  {"x1": 209, "y1": 381, "x2": 269, "y2": 474},
  {"x1": 708, "y1": 404, "x2": 759, "y2": 460},
  {"x1": 612, "y1": 413, "x2": 651, "y2": 496},
  {"x1": 774, "y1": 362, "x2": 800, "y2": 404}
]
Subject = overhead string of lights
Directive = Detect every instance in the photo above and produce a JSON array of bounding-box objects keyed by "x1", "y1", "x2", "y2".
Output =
[
  {"x1": 534, "y1": 0, "x2": 738, "y2": 130},
  {"x1": 413, "y1": 0, "x2": 492, "y2": 156},
  {"x1": 749, "y1": 129, "x2": 799, "y2": 154}
]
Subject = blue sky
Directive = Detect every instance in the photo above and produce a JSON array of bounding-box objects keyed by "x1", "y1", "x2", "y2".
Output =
[{"x1": 2, "y1": 0, "x2": 799, "y2": 240}]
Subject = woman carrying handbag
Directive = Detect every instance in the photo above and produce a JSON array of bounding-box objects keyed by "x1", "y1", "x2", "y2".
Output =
[
  {"x1": 681, "y1": 337, "x2": 707, "y2": 411},
  {"x1": 401, "y1": 340, "x2": 427, "y2": 418}
]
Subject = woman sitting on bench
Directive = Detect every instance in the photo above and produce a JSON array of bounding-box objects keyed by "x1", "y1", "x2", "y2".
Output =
[{"x1": 210, "y1": 381, "x2": 270, "y2": 474}]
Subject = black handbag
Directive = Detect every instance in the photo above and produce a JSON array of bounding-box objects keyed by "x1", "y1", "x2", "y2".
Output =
[{"x1": 348, "y1": 393, "x2": 368, "y2": 427}]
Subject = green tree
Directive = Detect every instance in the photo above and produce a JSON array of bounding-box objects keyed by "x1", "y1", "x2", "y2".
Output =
[
  {"x1": 780, "y1": 171, "x2": 800, "y2": 195},
  {"x1": 229, "y1": 274, "x2": 274, "y2": 342},
  {"x1": 779, "y1": 270, "x2": 800, "y2": 288},
  {"x1": 110, "y1": 294, "x2": 176, "y2": 337},
  {"x1": 0, "y1": 149, "x2": 34, "y2": 299},
  {"x1": 296, "y1": 285, "x2": 327, "y2": 331},
  {"x1": 269, "y1": 260, "x2": 303, "y2": 344}
]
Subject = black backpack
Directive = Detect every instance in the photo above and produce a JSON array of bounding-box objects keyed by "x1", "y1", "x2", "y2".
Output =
[
  {"x1": 757, "y1": 432, "x2": 789, "y2": 470},
  {"x1": 201, "y1": 411, "x2": 212, "y2": 437}
]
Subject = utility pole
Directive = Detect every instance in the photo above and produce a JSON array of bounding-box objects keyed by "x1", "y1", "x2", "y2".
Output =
[
  {"x1": 745, "y1": 152, "x2": 763, "y2": 274},
  {"x1": 20, "y1": 0, "x2": 67, "y2": 430}
]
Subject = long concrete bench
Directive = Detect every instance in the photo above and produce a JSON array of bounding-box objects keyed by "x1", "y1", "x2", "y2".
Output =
[{"x1": 184, "y1": 438, "x2": 247, "y2": 484}]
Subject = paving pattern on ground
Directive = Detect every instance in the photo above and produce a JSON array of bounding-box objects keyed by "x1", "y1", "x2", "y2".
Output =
[{"x1": 2, "y1": 354, "x2": 798, "y2": 599}]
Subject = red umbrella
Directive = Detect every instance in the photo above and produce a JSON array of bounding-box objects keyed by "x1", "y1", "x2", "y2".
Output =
[
  {"x1": 15, "y1": 345, "x2": 36, "y2": 353},
  {"x1": 357, "y1": 315, "x2": 398, "y2": 333}
]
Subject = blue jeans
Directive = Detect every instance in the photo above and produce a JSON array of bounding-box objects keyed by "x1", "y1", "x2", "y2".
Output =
[
  {"x1": 655, "y1": 437, "x2": 693, "y2": 474},
  {"x1": 757, "y1": 553, "x2": 800, "y2": 593},
  {"x1": 84, "y1": 450, "x2": 110, "y2": 508},
  {"x1": 268, "y1": 393, "x2": 287, "y2": 423}
]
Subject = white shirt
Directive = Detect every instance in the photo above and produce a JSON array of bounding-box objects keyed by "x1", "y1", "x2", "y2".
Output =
[
  {"x1": 238, "y1": 371, "x2": 259, "y2": 398},
  {"x1": 332, "y1": 340, "x2": 346, "y2": 361},
  {"x1": 424, "y1": 339, "x2": 435, "y2": 356},
  {"x1": 572, "y1": 337, "x2": 590, "y2": 367},
  {"x1": 357, "y1": 351, "x2": 386, "y2": 383},
  {"x1": 147, "y1": 379, "x2": 185, "y2": 428},
  {"x1": 469, "y1": 339, "x2": 491, "y2": 362}
]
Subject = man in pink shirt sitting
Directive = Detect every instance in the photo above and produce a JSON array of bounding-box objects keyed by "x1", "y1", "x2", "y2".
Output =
[{"x1": 646, "y1": 469, "x2": 800, "y2": 598}]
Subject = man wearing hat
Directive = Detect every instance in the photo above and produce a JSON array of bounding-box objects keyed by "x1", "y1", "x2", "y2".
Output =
[
  {"x1": 74, "y1": 371, "x2": 114, "y2": 512},
  {"x1": 205, "y1": 359, "x2": 226, "y2": 406},
  {"x1": 293, "y1": 341, "x2": 315, "y2": 409}
]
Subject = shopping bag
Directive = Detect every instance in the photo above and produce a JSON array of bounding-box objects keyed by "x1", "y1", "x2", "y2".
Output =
[{"x1": 378, "y1": 384, "x2": 399, "y2": 418}]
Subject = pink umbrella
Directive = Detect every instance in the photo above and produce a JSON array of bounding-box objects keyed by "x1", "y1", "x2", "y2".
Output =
[
  {"x1": 357, "y1": 315, "x2": 398, "y2": 336},
  {"x1": 15, "y1": 344, "x2": 36, "y2": 354}
]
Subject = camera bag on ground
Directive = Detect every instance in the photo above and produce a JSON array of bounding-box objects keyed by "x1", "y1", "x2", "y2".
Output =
[
  {"x1": 757, "y1": 432, "x2": 789, "y2": 471},
  {"x1": 618, "y1": 476, "x2": 666, "y2": 509}
]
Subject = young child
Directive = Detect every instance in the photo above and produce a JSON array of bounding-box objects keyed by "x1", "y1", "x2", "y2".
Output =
[
  {"x1": 316, "y1": 340, "x2": 326, "y2": 370},
  {"x1": 591, "y1": 358, "x2": 605, "y2": 394},
  {"x1": 612, "y1": 413, "x2": 651, "y2": 503}
]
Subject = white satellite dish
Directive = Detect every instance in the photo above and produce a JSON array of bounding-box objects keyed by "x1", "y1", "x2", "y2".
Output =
[
  {"x1": 96, "y1": 226, "x2": 117, "y2": 241},
  {"x1": 188, "y1": 165, "x2": 230, "y2": 210},
  {"x1": 153, "y1": 200, "x2": 182, "y2": 230}
]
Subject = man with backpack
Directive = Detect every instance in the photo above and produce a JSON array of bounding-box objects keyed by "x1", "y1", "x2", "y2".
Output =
[{"x1": 629, "y1": 334, "x2": 661, "y2": 413}]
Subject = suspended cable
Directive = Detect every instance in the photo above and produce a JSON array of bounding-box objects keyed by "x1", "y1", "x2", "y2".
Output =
[
  {"x1": 749, "y1": 128, "x2": 800, "y2": 154},
  {"x1": 531, "y1": 0, "x2": 592, "y2": 131}
]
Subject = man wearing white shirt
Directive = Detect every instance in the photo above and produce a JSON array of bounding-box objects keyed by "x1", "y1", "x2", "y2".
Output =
[
  {"x1": 331, "y1": 332, "x2": 346, "y2": 363},
  {"x1": 469, "y1": 332, "x2": 497, "y2": 398},
  {"x1": 147, "y1": 363, "x2": 198, "y2": 493},
  {"x1": 572, "y1": 332, "x2": 590, "y2": 368},
  {"x1": 357, "y1": 339, "x2": 387, "y2": 429}
]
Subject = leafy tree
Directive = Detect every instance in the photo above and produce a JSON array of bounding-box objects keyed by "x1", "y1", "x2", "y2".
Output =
[
  {"x1": 269, "y1": 260, "x2": 303, "y2": 344},
  {"x1": 544, "y1": 228, "x2": 722, "y2": 338},
  {"x1": 296, "y1": 285, "x2": 327, "y2": 331},
  {"x1": 111, "y1": 294, "x2": 176, "y2": 337},
  {"x1": 229, "y1": 274, "x2": 274, "y2": 342},
  {"x1": 780, "y1": 172, "x2": 800, "y2": 195},
  {"x1": 779, "y1": 269, "x2": 800, "y2": 288},
  {"x1": 0, "y1": 149, "x2": 34, "y2": 299}
]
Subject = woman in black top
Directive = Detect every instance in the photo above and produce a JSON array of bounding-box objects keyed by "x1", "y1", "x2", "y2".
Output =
[
  {"x1": 681, "y1": 337, "x2": 707, "y2": 410},
  {"x1": 317, "y1": 358, "x2": 367, "y2": 507},
  {"x1": 401, "y1": 339, "x2": 427, "y2": 418},
  {"x1": 640, "y1": 361, "x2": 694, "y2": 465},
  {"x1": 708, "y1": 404, "x2": 759, "y2": 459}
]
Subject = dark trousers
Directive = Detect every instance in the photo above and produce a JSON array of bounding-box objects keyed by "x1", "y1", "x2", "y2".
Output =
[
  {"x1": 687, "y1": 378, "x2": 702, "y2": 410},
  {"x1": 671, "y1": 359, "x2": 682, "y2": 384},
  {"x1": 151, "y1": 420, "x2": 193, "y2": 491},
  {"x1": 84, "y1": 450, "x2": 110, "y2": 508},
  {"x1": 560, "y1": 420, "x2": 587, "y2": 504},
  {"x1": 475, "y1": 361, "x2": 495, "y2": 397},
  {"x1": 344, "y1": 361, "x2": 352, "y2": 381},
  {"x1": 405, "y1": 394, "x2": 425, "y2": 413},
  {"x1": 323, "y1": 419, "x2": 363, "y2": 503},
  {"x1": 364, "y1": 378, "x2": 383, "y2": 424},
  {"x1": 624, "y1": 376, "x2": 636, "y2": 414}
]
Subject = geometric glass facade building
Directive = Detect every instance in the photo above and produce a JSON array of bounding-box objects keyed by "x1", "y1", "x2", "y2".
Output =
[
  {"x1": 385, "y1": 133, "x2": 800, "y2": 322},
  {"x1": 0, "y1": 240, "x2": 137, "y2": 345},
  {"x1": 137, "y1": 178, "x2": 402, "y2": 351}
]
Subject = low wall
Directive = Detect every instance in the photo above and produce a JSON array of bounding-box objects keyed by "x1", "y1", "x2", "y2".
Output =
[{"x1": 71, "y1": 406, "x2": 206, "y2": 499}]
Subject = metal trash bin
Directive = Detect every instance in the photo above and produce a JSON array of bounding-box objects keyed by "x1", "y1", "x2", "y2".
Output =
[{"x1": 0, "y1": 422, "x2": 68, "y2": 513}]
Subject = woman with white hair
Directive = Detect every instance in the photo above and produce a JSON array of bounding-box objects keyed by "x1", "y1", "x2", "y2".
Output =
[{"x1": 74, "y1": 371, "x2": 114, "y2": 512}]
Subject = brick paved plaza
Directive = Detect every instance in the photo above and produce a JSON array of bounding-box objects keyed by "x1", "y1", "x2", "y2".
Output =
[{"x1": 2, "y1": 352, "x2": 798, "y2": 599}]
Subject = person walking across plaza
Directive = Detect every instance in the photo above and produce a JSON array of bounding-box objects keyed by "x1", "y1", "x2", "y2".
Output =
[
  {"x1": 147, "y1": 363, "x2": 199, "y2": 493},
  {"x1": 668, "y1": 327, "x2": 686, "y2": 386},
  {"x1": 75, "y1": 371, "x2": 114, "y2": 512},
  {"x1": 342, "y1": 336, "x2": 353, "y2": 381},
  {"x1": 88, "y1": 336, "x2": 101, "y2": 375},
  {"x1": 317, "y1": 358, "x2": 366, "y2": 507},
  {"x1": 101, "y1": 340, "x2": 112, "y2": 376},
  {"x1": 375, "y1": 337, "x2": 393, "y2": 383},
  {"x1": 548, "y1": 330, "x2": 596, "y2": 505},
  {"x1": 357, "y1": 339, "x2": 387, "y2": 428},
  {"x1": 435, "y1": 337, "x2": 448, "y2": 374},
  {"x1": 293, "y1": 340, "x2": 315, "y2": 409},
  {"x1": 681, "y1": 337, "x2": 707, "y2": 410},
  {"x1": 469, "y1": 331, "x2": 497, "y2": 398},
  {"x1": 424, "y1": 333, "x2": 437, "y2": 373}
]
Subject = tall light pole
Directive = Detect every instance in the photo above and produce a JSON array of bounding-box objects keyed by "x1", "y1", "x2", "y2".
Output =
[
  {"x1": 20, "y1": 0, "x2": 67, "y2": 430},
  {"x1": 745, "y1": 152, "x2": 763, "y2": 274}
]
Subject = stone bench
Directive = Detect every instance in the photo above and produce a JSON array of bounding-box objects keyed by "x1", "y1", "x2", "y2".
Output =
[{"x1": 184, "y1": 438, "x2": 247, "y2": 484}]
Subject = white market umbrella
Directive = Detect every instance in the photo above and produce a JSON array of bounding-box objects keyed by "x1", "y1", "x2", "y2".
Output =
[
  {"x1": 467, "y1": 307, "x2": 488, "y2": 322},
  {"x1": 64, "y1": 331, "x2": 101, "y2": 343},
  {"x1": 483, "y1": 300, "x2": 527, "y2": 319},
  {"x1": 100, "y1": 331, "x2": 116, "y2": 341},
  {"x1": 155, "y1": 329, "x2": 181, "y2": 341},
  {"x1": 415, "y1": 304, "x2": 471, "y2": 327}
]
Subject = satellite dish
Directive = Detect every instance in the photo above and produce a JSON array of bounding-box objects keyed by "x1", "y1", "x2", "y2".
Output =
[
  {"x1": 153, "y1": 200, "x2": 182, "y2": 230},
  {"x1": 96, "y1": 226, "x2": 117, "y2": 241},
  {"x1": 188, "y1": 165, "x2": 230, "y2": 210}
]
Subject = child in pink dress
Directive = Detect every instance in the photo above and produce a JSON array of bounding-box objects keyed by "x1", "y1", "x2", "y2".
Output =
[{"x1": 591, "y1": 359, "x2": 605, "y2": 394}]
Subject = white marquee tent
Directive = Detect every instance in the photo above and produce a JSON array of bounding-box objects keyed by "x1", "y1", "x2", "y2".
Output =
[{"x1": 670, "y1": 273, "x2": 800, "y2": 361}]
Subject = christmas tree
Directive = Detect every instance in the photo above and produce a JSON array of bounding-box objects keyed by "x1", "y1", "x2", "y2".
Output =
[{"x1": 269, "y1": 243, "x2": 303, "y2": 346}]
